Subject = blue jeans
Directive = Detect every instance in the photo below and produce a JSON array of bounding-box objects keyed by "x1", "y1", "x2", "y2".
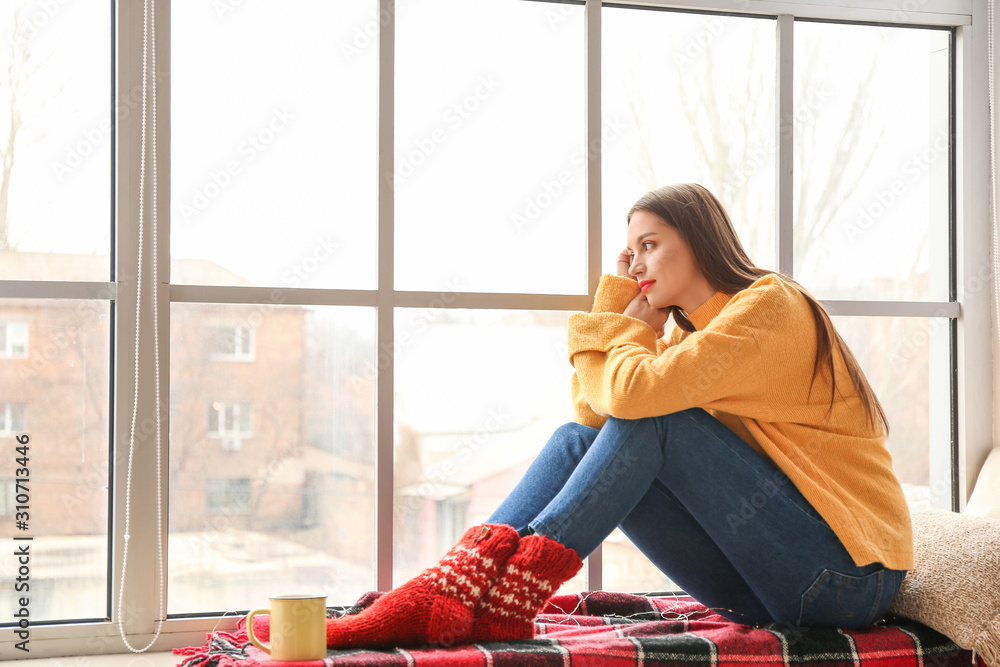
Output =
[{"x1": 487, "y1": 409, "x2": 905, "y2": 628}]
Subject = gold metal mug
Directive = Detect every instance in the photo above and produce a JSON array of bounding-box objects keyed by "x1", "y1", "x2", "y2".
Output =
[{"x1": 246, "y1": 594, "x2": 327, "y2": 661}]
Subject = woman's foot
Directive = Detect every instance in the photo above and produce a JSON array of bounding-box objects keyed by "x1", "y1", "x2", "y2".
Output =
[
  {"x1": 470, "y1": 534, "x2": 582, "y2": 642},
  {"x1": 326, "y1": 524, "x2": 520, "y2": 649}
]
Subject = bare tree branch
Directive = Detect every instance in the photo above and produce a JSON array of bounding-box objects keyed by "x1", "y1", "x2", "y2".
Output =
[{"x1": 1, "y1": 3, "x2": 69, "y2": 250}]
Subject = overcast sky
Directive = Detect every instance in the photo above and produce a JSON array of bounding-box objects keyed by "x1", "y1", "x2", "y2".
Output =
[{"x1": 3, "y1": 0, "x2": 948, "y2": 301}]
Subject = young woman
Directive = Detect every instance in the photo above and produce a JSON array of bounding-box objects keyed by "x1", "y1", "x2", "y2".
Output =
[{"x1": 325, "y1": 183, "x2": 913, "y2": 649}]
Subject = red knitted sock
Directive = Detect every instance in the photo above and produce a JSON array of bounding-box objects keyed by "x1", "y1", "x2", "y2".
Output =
[
  {"x1": 469, "y1": 534, "x2": 583, "y2": 642},
  {"x1": 326, "y1": 524, "x2": 519, "y2": 649}
]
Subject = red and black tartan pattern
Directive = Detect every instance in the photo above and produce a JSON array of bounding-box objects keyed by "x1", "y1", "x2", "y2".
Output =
[{"x1": 175, "y1": 591, "x2": 986, "y2": 667}]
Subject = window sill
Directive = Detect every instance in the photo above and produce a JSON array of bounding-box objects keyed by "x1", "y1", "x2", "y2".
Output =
[{"x1": 0, "y1": 652, "x2": 179, "y2": 666}]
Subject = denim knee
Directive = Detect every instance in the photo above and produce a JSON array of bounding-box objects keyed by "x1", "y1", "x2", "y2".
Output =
[
  {"x1": 604, "y1": 409, "x2": 708, "y2": 437},
  {"x1": 535, "y1": 422, "x2": 601, "y2": 471},
  {"x1": 556, "y1": 421, "x2": 600, "y2": 439}
]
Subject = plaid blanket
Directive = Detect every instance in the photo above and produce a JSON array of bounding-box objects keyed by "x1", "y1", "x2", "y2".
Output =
[{"x1": 174, "y1": 591, "x2": 985, "y2": 667}]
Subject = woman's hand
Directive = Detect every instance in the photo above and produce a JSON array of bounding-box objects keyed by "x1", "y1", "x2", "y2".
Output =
[
  {"x1": 623, "y1": 292, "x2": 670, "y2": 337},
  {"x1": 616, "y1": 248, "x2": 634, "y2": 279}
]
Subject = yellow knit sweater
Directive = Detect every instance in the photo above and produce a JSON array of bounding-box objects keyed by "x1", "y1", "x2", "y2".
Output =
[{"x1": 569, "y1": 273, "x2": 913, "y2": 571}]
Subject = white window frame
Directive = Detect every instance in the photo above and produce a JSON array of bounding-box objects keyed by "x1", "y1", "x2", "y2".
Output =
[
  {"x1": 206, "y1": 477, "x2": 253, "y2": 516},
  {"x1": 0, "y1": 0, "x2": 990, "y2": 659},
  {"x1": 0, "y1": 401, "x2": 26, "y2": 435},
  {"x1": 207, "y1": 322, "x2": 256, "y2": 361},
  {"x1": 206, "y1": 401, "x2": 254, "y2": 440},
  {"x1": 0, "y1": 321, "x2": 29, "y2": 358},
  {"x1": 0, "y1": 479, "x2": 16, "y2": 518}
]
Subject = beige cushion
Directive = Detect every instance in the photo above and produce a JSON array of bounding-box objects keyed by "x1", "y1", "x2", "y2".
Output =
[
  {"x1": 888, "y1": 509, "x2": 1000, "y2": 667},
  {"x1": 966, "y1": 447, "x2": 1000, "y2": 520}
]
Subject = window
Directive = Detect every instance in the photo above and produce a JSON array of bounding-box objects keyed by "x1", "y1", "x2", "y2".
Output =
[
  {"x1": 602, "y1": 9, "x2": 777, "y2": 270},
  {"x1": 437, "y1": 495, "x2": 471, "y2": 556},
  {"x1": 0, "y1": 1, "x2": 990, "y2": 658},
  {"x1": 0, "y1": 322, "x2": 28, "y2": 357},
  {"x1": 0, "y1": 0, "x2": 112, "y2": 631},
  {"x1": 206, "y1": 478, "x2": 253, "y2": 516},
  {"x1": 0, "y1": 479, "x2": 15, "y2": 518},
  {"x1": 207, "y1": 402, "x2": 253, "y2": 439},
  {"x1": 208, "y1": 323, "x2": 255, "y2": 360},
  {"x1": 0, "y1": 402, "x2": 25, "y2": 435}
]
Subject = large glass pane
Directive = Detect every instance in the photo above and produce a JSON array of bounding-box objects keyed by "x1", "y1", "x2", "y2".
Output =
[
  {"x1": 601, "y1": 6, "x2": 774, "y2": 593},
  {"x1": 169, "y1": 304, "x2": 376, "y2": 613},
  {"x1": 602, "y1": 529, "x2": 678, "y2": 594},
  {"x1": 793, "y1": 23, "x2": 950, "y2": 300},
  {"x1": 0, "y1": 300, "x2": 111, "y2": 622},
  {"x1": 171, "y1": 1, "x2": 376, "y2": 289},
  {"x1": 392, "y1": 309, "x2": 581, "y2": 591},
  {"x1": 834, "y1": 316, "x2": 951, "y2": 510},
  {"x1": 0, "y1": 2, "x2": 111, "y2": 280},
  {"x1": 603, "y1": 8, "x2": 777, "y2": 274},
  {"x1": 394, "y1": 0, "x2": 586, "y2": 294}
]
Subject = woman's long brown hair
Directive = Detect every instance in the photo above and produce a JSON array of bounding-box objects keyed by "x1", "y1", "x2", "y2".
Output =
[{"x1": 627, "y1": 183, "x2": 889, "y2": 435}]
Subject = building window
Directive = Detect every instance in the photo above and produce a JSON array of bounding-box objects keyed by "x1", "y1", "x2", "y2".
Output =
[
  {"x1": 0, "y1": 322, "x2": 28, "y2": 358},
  {"x1": 437, "y1": 495, "x2": 470, "y2": 556},
  {"x1": 206, "y1": 477, "x2": 252, "y2": 515},
  {"x1": 0, "y1": 403, "x2": 25, "y2": 435},
  {"x1": 208, "y1": 323, "x2": 255, "y2": 361},
  {"x1": 0, "y1": 479, "x2": 15, "y2": 518},
  {"x1": 207, "y1": 401, "x2": 253, "y2": 449}
]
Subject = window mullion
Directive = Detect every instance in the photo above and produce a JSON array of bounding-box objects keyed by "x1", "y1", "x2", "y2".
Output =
[
  {"x1": 0, "y1": 281, "x2": 117, "y2": 300},
  {"x1": 111, "y1": 0, "x2": 171, "y2": 646},
  {"x1": 376, "y1": 0, "x2": 396, "y2": 592},
  {"x1": 953, "y1": 15, "x2": 993, "y2": 508},
  {"x1": 608, "y1": 0, "x2": 971, "y2": 26},
  {"x1": 587, "y1": 0, "x2": 603, "y2": 297},
  {"x1": 775, "y1": 14, "x2": 794, "y2": 277},
  {"x1": 584, "y1": 0, "x2": 603, "y2": 593}
]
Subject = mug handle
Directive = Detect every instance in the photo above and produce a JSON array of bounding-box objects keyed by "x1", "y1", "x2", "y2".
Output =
[{"x1": 245, "y1": 608, "x2": 271, "y2": 654}]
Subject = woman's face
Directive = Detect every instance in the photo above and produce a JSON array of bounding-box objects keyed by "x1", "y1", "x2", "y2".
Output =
[{"x1": 626, "y1": 210, "x2": 708, "y2": 312}]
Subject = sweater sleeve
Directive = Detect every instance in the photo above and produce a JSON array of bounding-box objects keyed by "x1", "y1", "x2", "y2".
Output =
[
  {"x1": 569, "y1": 275, "x2": 640, "y2": 428},
  {"x1": 569, "y1": 283, "x2": 785, "y2": 421},
  {"x1": 571, "y1": 372, "x2": 608, "y2": 428},
  {"x1": 658, "y1": 319, "x2": 686, "y2": 354}
]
